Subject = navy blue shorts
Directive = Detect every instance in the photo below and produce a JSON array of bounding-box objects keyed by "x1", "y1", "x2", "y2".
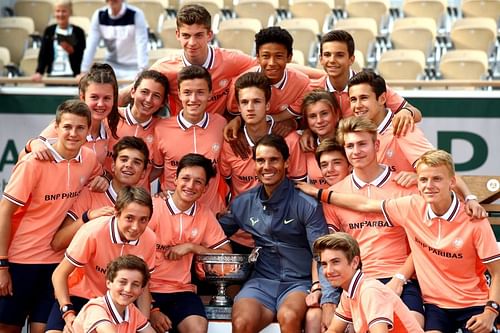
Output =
[
  {"x1": 151, "y1": 291, "x2": 206, "y2": 330},
  {"x1": 0, "y1": 263, "x2": 58, "y2": 326},
  {"x1": 379, "y1": 278, "x2": 424, "y2": 314},
  {"x1": 45, "y1": 295, "x2": 89, "y2": 331},
  {"x1": 424, "y1": 303, "x2": 485, "y2": 333},
  {"x1": 235, "y1": 278, "x2": 309, "y2": 314}
]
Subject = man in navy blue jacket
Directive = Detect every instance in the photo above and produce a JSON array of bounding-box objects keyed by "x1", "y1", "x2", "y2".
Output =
[{"x1": 219, "y1": 134, "x2": 328, "y2": 333}]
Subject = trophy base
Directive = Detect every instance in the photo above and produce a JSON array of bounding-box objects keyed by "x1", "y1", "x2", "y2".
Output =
[{"x1": 205, "y1": 305, "x2": 232, "y2": 320}]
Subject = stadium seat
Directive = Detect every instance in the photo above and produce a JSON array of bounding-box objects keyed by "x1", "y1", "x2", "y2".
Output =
[
  {"x1": 0, "y1": 16, "x2": 35, "y2": 65},
  {"x1": 345, "y1": 0, "x2": 390, "y2": 32},
  {"x1": 401, "y1": 0, "x2": 447, "y2": 25},
  {"x1": 72, "y1": 0, "x2": 104, "y2": 20},
  {"x1": 216, "y1": 18, "x2": 262, "y2": 55},
  {"x1": 159, "y1": 18, "x2": 179, "y2": 49},
  {"x1": 14, "y1": 0, "x2": 54, "y2": 35},
  {"x1": 291, "y1": 48, "x2": 305, "y2": 65},
  {"x1": 289, "y1": 0, "x2": 335, "y2": 32},
  {"x1": 234, "y1": 0, "x2": 279, "y2": 27},
  {"x1": 0, "y1": 47, "x2": 11, "y2": 75},
  {"x1": 461, "y1": 0, "x2": 500, "y2": 21},
  {"x1": 93, "y1": 47, "x2": 107, "y2": 63},
  {"x1": 19, "y1": 47, "x2": 39, "y2": 76},
  {"x1": 353, "y1": 49, "x2": 365, "y2": 71},
  {"x1": 279, "y1": 18, "x2": 320, "y2": 66},
  {"x1": 377, "y1": 49, "x2": 426, "y2": 79},
  {"x1": 439, "y1": 49, "x2": 488, "y2": 79},
  {"x1": 148, "y1": 47, "x2": 183, "y2": 67},
  {"x1": 450, "y1": 17, "x2": 497, "y2": 53},
  {"x1": 129, "y1": 0, "x2": 167, "y2": 33},
  {"x1": 69, "y1": 16, "x2": 91, "y2": 36},
  {"x1": 391, "y1": 17, "x2": 437, "y2": 58},
  {"x1": 334, "y1": 17, "x2": 378, "y2": 64}
]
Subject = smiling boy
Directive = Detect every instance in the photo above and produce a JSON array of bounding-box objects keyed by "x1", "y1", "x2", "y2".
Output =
[
  {"x1": 49, "y1": 186, "x2": 156, "y2": 333},
  {"x1": 0, "y1": 100, "x2": 102, "y2": 333},
  {"x1": 313, "y1": 233, "x2": 423, "y2": 333},
  {"x1": 72, "y1": 254, "x2": 155, "y2": 333}
]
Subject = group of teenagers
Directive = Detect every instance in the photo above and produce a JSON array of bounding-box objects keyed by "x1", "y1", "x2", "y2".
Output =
[{"x1": 0, "y1": 3, "x2": 499, "y2": 333}]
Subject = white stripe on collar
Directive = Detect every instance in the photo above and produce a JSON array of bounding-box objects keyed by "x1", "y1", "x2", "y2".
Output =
[
  {"x1": 176, "y1": 111, "x2": 209, "y2": 130},
  {"x1": 42, "y1": 138, "x2": 82, "y2": 163},
  {"x1": 243, "y1": 115, "x2": 274, "y2": 147},
  {"x1": 182, "y1": 45, "x2": 215, "y2": 69},
  {"x1": 165, "y1": 191, "x2": 196, "y2": 216},
  {"x1": 104, "y1": 291, "x2": 130, "y2": 324},
  {"x1": 351, "y1": 165, "x2": 391, "y2": 189},
  {"x1": 124, "y1": 104, "x2": 153, "y2": 129},
  {"x1": 426, "y1": 191, "x2": 461, "y2": 222},
  {"x1": 347, "y1": 269, "x2": 363, "y2": 299}
]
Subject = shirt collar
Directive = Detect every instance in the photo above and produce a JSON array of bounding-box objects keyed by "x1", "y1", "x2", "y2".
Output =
[
  {"x1": 182, "y1": 45, "x2": 215, "y2": 69},
  {"x1": 347, "y1": 269, "x2": 364, "y2": 299},
  {"x1": 124, "y1": 105, "x2": 153, "y2": 130},
  {"x1": 107, "y1": 3, "x2": 126, "y2": 19},
  {"x1": 325, "y1": 69, "x2": 355, "y2": 93},
  {"x1": 87, "y1": 122, "x2": 108, "y2": 142},
  {"x1": 106, "y1": 182, "x2": 118, "y2": 205},
  {"x1": 41, "y1": 138, "x2": 82, "y2": 163},
  {"x1": 176, "y1": 111, "x2": 209, "y2": 130},
  {"x1": 109, "y1": 216, "x2": 140, "y2": 246},
  {"x1": 377, "y1": 109, "x2": 394, "y2": 134},
  {"x1": 104, "y1": 291, "x2": 130, "y2": 324},
  {"x1": 426, "y1": 191, "x2": 461, "y2": 222},
  {"x1": 165, "y1": 191, "x2": 197, "y2": 216},
  {"x1": 243, "y1": 115, "x2": 274, "y2": 147},
  {"x1": 351, "y1": 165, "x2": 391, "y2": 189},
  {"x1": 256, "y1": 67, "x2": 288, "y2": 90}
]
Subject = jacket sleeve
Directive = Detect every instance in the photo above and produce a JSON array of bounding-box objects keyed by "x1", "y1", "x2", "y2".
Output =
[
  {"x1": 35, "y1": 25, "x2": 54, "y2": 74},
  {"x1": 69, "y1": 25, "x2": 86, "y2": 76}
]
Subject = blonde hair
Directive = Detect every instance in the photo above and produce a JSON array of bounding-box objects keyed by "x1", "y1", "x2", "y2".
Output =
[
  {"x1": 336, "y1": 116, "x2": 378, "y2": 146},
  {"x1": 415, "y1": 149, "x2": 455, "y2": 176},
  {"x1": 54, "y1": 0, "x2": 72, "y2": 12}
]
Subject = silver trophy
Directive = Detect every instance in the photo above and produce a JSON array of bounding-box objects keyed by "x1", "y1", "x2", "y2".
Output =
[{"x1": 195, "y1": 253, "x2": 253, "y2": 307}]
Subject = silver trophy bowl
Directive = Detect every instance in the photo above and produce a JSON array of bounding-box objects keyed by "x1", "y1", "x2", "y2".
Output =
[{"x1": 195, "y1": 253, "x2": 252, "y2": 307}]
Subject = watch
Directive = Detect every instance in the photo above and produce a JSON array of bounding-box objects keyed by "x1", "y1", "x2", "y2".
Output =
[
  {"x1": 394, "y1": 273, "x2": 407, "y2": 284},
  {"x1": 465, "y1": 194, "x2": 478, "y2": 202},
  {"x1": 486, "y1": 300, "x2": 499, "y2": 311},
  {"x1": 60, "y1": 303, "x2": 75, "y2": 316}
]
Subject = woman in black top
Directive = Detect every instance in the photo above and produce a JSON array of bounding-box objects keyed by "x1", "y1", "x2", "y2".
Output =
[{"x1": 32, "y1": 0, "x2": 86, "y2": 81}]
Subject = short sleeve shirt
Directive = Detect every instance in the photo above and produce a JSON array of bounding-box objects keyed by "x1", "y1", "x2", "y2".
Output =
[
  {"x1": 148, "y1": 195, "x2": 229, "y2": 293},
  {"x1": 382, "y1": 192, "x2": 500, "y2": 308},
  {"x1": 72, "y1": 292, "x2": 150, "y2": 333},
  {"x1": 335, "y1": 270, "x2": 424, "y2": 333},
  {"x1": 65, "y1": 216, "x2": 156, "y2": 299},
  {"x1": 3, "y1": 143, "x2": 101, "y2": 264}
]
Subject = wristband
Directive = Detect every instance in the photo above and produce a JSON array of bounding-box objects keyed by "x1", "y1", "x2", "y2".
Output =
[
  {"x1": 81, "y1": 211, "x2": 90, "y2": 223},
  {"x1": 60, "y1": 303, "x2": 75, "y2": 316},
  {"x1": 327, "y1": 190, "x2": 333, "y2": 204},
  {"x1": 25, "y1": 139, "x2": 33, "y2": 154},
  {"x1": 486, "y1": 300, "x2": 499, "y2": 315},
  {"x1": 0, "y1": 259, "x2": 9, "y2": 268},
  {"x1": 321, "y1": 190, "x2": 329, "y2": 203},
  {"x1": 317, "y1": 189, "x2": 323, "y2": 201},
  {"x1": 310, "y1": 288, "x2": 322, "y2": 293},
  {"x1": 401, "y1": 107, "x2": 414, "y2": 118},
  {"x1": 311, "y1": 280, "x2": 320, "y2": 287},
  {"x1": 62, "y1": 310, "x2": 76, "y2": 320}
]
